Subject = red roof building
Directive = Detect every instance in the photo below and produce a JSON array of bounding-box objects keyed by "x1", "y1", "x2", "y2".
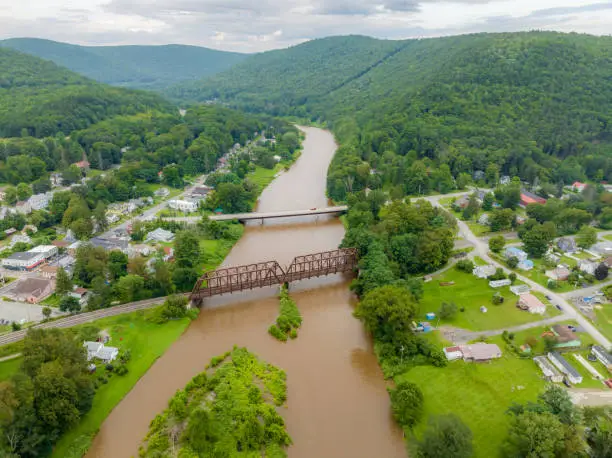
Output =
[
  {"x1": 572, "y1": 182, "x2": 587, "y2": 192},
  {"x1": 74, "y1": 160, "x2": 90, "y2": 169},
  {"x1": 519, "y1": 191, "x2": 546, "y2": 207}
]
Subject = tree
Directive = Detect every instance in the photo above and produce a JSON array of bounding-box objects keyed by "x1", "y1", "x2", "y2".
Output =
[
  {"x1": 16, "y1": 183, "x2": 31, "y2": 202},
  {"x1": 488, "y1": 235, "x2": 506, "y2": 253},
  {"x1": 355, "y1": 285, "x2": 417, "y2": 343},
  {"x1": 482, "y1": 193, "x2": 495, "y2": 211},
  {"x1": 108, "y1": 251, "x2": 128, "y2": 280},
  {"x1": 508, "y1": 272, "x2": 517, "y2": 284},
  {"x1": 507, "y1": 257, "x2": 519, "y2": 269},
  {"x1": 438, "y1": 302, "x2": 458, "y2": 319},
  {"x1": 3, "y1": 186, "x2": 17, "y2": 205},
  {"x1": 388, "y1": 382, "x2": 424, "y2": 429},
  {"x1": 595, "y1": 263, "x2": 609, "y2": 281},
  {"x1": 522, "y1": 224, "x2": 553, "y2": 258},
  {"x1": 114, "y1": 274, "x2": 145, "y2": 303},
  {"x1": 455, "y1": 259, "x2": 474, "y2": 273},
  {"x1": 59, "y1": 295, "x2": 81, "y2": 313},
  {"x1": 42, "y1": 307, "x2": 51, "y2": 320},
  {"x1": 55, "y1": 267, "x2": 72, "y2": 296},
  {"x1": 503, "y1": 411, "x2": 565, "y2": 458},
  {"x1": 489, "y1": 209, "x2": 514, "y2": 232},
  {"x1": 576, "y1": 226, "x2": 598, "y2": 249},
  {"x1": 417, "y1": 414, "x2": 473, "y2": 458},
  {"x1": 461, "y1": 196, "x2": 480, "y2": 220},
  {"x1": 174, "y1": 231, "x2": 201, "y2": 269}
]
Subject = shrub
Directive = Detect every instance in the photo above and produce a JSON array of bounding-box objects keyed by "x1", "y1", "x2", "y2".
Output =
[
  {"x1": 492, "y1": 293, "x2": 504, "y2": 305},
  {"x1": 105, "y1": 364, "x2": 114, "y2": 372},
  {"x1": 11, "y1": 322, "x2": 21, "y2": 331},
  {"x1": 268, "y1": 324, "x2": 287, "y2": 342},
  {"x1": 438, "y1": 302, "x2": 458, "y2": 319},
  {"x1": 388, "y1": 382, "x2": 424, "y2": 429},
  {"x1": 115, "y1": 365, "x2": 128, "y2": 376},
  {"x1": 289, "y1": 329, "x2": 298, "y2": 339},
  {"x1": 455, "y1": 259, "x2": 474, "y2": 273},
  {"x1": 488, "y1": 268, "x2": 507, "y2": 281},
  {"x1": 507, "y1": 256, "x2": 519, "y2": 269},
  {"x1": 509, "y1": 272, "x2": 517, "y2": 284}
]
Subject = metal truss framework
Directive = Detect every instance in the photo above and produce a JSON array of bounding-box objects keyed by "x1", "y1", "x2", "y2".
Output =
[{"x1": 191, "y1": 248, "x2": 358, "y2": 301}]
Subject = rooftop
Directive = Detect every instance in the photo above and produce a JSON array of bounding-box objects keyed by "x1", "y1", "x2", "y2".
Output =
[
  {"x1": 552, "y1": 324, "x2": 578, "y2": 343},
  {"x1": 5, "y1": 251, "x2": 40, "y2": 261},
  {"x1": 549, "y1": 352, "x2": 581, "y2": 378},
  {"x1": 10, "y1": 277, "x2": 53, "y2": 297}
]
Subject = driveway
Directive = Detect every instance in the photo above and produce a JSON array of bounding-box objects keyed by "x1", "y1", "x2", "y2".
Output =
[{"x1": 569, "y1": 389, "x2": 612, "y2": 406}]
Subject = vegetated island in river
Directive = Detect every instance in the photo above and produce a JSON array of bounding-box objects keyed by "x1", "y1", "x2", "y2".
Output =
[
  {"x1": 268, "y1": 285, "x2": 302, "y2": 341},
  {"x1": 139, "y1": 347, "x2": 291, "y2": 457}
]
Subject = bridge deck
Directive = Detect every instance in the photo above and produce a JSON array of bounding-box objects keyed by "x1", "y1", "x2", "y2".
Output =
[{"x1": 209, "y1": 206, "x2": 348, "y2": 221}]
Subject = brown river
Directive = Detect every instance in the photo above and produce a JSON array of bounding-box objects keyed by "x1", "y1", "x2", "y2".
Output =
[{"x1": 87, "y1": 127, "x2": 405, "y2": 458}]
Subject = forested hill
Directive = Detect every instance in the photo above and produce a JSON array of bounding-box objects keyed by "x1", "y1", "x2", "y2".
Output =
[
  {"x1": 166, "y1": 35, "x2": 405, "y2": 115},
  {"x1": 170, "y1": 32, "x2": 612, "y2": 196},
  {"x1": 0, "y1": 47, "x2": 172, "y2": 138},
  {"x1": 0, "y1": 38, "x2": 248, "y2": 89}
]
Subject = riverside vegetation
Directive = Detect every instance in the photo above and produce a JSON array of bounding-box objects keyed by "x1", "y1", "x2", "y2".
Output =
[
  {"x1": 268, "y1": 285, "x2": 302, "y2": 341},
  {"x1": 139, "y1": 347, "x2": 291, "y2": 457}
]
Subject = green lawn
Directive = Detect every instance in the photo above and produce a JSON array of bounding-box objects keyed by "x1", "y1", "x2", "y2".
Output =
[
  {"x1": 397, "y1": 352, "x2": 545, "y2": 458},
  {"x1": 573, "y1": 250, "x2": 596, "y2": 260},
  {"x1": 603, "y1": 234, "x2": 612, "y2": 242},
  {"x1": 0, "y1": 356, "x2": 21, "y2": 381},
  {"x1": 198, "y1": 224, "x2": 244, "y2": 272},
  {"x1": 466, "y1": 221, "x2": 491, "y2": 237},
  {"x1": 41, "y1": 293, "x2": 61, "y2": 307},
  {"x1": 473, "y1": 256, "x2": 488, "y2": 266},
  {"x1": 421, "y1": 269, "x2": 557, "y2": 331},
  {"x1": 51, "y1": 308, "x2": 192, "y2": 458},
  {"x1": 438, "y1": 196, "x2": 457, "y2": 207},
  {"x1": 491, "y1": 254, "x2": 576, "y2": 293},
  {"x1": 248, "y1": 163, "x2": 286, "y2": 195},
  {"x1": 594, "y1": 302, "x2": 612, "y2": 342}
]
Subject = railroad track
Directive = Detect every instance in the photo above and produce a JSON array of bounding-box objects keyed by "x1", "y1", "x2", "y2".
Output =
[{"x1": 0, "y1": 294, "x2": 189, "y2": 346}]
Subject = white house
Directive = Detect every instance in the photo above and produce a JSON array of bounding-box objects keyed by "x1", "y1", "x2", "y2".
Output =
[
  {"x1": 505, "y1": 247, "x2": 528, "y2": 262},
  {"x1": 578, "y1": 260, "x2": 598, "y2": 276},
  {"x1": 168, "y1": 199, "x2": 198, "y2": 213},
  {"x1": 145, "y1": 228, "x2": 175, "y2": 243},
  {"x1": 547, "y1": 352, "x2": 583, "y2": 384},
  {"x1": 15, "y1": 201, "x2": 32, "y2": 215},
  {"x1": 473, "y1": 265, "x2": 496, "y2": 279},
  {"x1": 443, "y1": 346, "x2": 463, "y2": 361},
  {"x1": 510, "y1": 285, "x2": 530, "y2": 296},
  {"x1": 28, "y1": 192, "x2": 53, "y2": 211},
  {"x1": 533, "y1": 356, "x2": 564, "y2": 383},
  {"x1": 489, "y1": 279, "x2": 511, "y2": 288},
  {"x1": 69, "y1": 287, "x2": 89, "y2": 305},
  {"x1": 592, "y1": 345, "x2": 612, "y2": 372},
  {"x1": 83, "y1": 341, "x2": 119, "y2": 363},
  {"x1": 154, "y1": 187, "x2": 170, "y2": 198}
]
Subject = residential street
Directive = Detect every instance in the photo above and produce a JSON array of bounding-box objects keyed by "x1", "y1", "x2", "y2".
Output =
[{"x1": 420, "y1": 193, "x2": 612, "y2": 349}]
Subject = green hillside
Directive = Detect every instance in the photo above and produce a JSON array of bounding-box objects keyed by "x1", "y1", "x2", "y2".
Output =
[
  {"x1": 167, "y1": 35, "x2": 405, "y2": 115},
  {"x1": 172, "y1": 32, "x2": 612, "y2": 198},
  {"x1": 0, "y1": 38, "x2": 247, "y2": 89},
  {"x1": 0, "y1": 47, "x2": 171, "y2": 137}
]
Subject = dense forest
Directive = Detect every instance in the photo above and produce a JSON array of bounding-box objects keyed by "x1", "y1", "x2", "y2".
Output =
[
  {"x1": 0, "y1": 38, "x2": 247, "y2": 90},
  {"x1": 168, "y1": 32, "x2": 612, "y2": 199},
  {"x1": 0, "y1": 47, "x2": 172, "y2": 138}
]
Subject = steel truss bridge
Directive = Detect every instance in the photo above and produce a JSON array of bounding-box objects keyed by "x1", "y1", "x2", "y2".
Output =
[{"x1": 190, "y1": 248, "x2": 357, "y2": 302}]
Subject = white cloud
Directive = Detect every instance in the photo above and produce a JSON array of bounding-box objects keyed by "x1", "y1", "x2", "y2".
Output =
[{"x1": 0, "y1": 0, "x2": 610, "y2": 51}]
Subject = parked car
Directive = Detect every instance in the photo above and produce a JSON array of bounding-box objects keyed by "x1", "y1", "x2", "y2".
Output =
[
  {"x1": 555, "y1": 304, "x2": 562, "y2": 311},
  {"x1": 545, "y1": 295, "x2": 552, "y2": 300},
  {"x1": 563, "y1": 379, "x2": 571, "y2": 388},
  {"x1": 568, "y1": 325, "x2": 577, "y2": 332}
]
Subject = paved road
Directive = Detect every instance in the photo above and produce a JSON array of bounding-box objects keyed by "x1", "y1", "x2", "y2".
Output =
[
  {"x1": 440, "y1": 315, "x2": 569, "y2": 344},
  {"x1": 421, "y1": 193, "x2": 612, "y2": 350},
  {"x1": 569, "y1": 389, "x2": 612, "y2": 406},
  {"x1": 0, "y1": 295, "x2": 184, "y2": 346},
  {"x1": 560, "y1": 280, "x2": 612, "y2": 299}
]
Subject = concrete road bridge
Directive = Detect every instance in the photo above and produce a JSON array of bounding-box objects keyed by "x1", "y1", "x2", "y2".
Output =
[
  {"x1": 208, "y1": 206, "x2": 348, "y2": 222},
  {"x1": 190, "y1": 247, "x2": 358, "y2": 303}
]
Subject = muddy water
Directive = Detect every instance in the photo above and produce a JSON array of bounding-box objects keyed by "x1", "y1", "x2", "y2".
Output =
[{"x1": 87, "y1": 127, "x2": 405, "y2": 458}]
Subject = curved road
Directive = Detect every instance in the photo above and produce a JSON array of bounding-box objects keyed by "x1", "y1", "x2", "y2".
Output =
[{"x1": 418, "y1": 194, "x2": 612, "y2": 350}]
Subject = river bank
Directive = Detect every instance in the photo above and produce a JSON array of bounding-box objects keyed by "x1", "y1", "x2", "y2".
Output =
[{"x1": 86, "y1": 127, "x2": 405, "y2": 458}]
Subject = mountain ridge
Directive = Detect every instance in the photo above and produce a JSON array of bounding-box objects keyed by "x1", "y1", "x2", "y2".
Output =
[{"x1": 0, "y1": 37, "x2": 248, "y2": 89}]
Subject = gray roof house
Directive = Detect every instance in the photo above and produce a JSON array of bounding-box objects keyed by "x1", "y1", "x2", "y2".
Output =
[
  {"x1": 145, "y1": 228, "x2": 175, "y2": 243},
  {"x1": 557, "y1": 238, "x2": 577, "y2": 253},
  {"x1": 547, "y1": 351, "x2": 583, "y2": 384}
]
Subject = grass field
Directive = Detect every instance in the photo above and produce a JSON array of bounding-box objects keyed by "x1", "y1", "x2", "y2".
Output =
[
  {"x1": 594, "y1": 303, "x2": 612, "y2": 342},
  {"x1": 0, "y1": 356, "x2": 21, "y2": 381},
  {"x1": 397, "y1": 352, "x2": 545, "y2": 458},
  {"x1": 51, "y1": 308, "x2": 192, "y2": 458},
  {"x1": 466, "y1": 221, "x2": 491, "y2": 237},
  {"x1": 421, "y1": 269, "x2": 558, "y2": 331},
  {"x1": 41, "y1": 293, "x2": 61, "y2": 307}
]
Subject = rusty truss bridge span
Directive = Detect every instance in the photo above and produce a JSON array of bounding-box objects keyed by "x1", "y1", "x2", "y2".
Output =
[{"x1": 190, "y1": 248, "x2": 358, "y2": 302}]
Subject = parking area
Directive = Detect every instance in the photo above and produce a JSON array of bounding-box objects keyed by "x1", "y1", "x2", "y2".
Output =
[{"x1": 0, "y1": 300, "x2": 62, "y2": 324}]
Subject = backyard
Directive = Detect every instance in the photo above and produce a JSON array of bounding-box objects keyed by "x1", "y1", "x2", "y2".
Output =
[
  {"x1": 397, "y1": 348, "x2": 545, "y2": 458},
  {"x1": 594, "y1": 302, "x2": 612, "y2": 342},
  {"x1": 420, "y1": 269, "x2": 560, "y2": 331}
]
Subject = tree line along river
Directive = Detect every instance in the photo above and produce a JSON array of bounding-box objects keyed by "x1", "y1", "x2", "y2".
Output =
[{"x1": 87, "y1": 127, "x2": 405, "y2": 458}]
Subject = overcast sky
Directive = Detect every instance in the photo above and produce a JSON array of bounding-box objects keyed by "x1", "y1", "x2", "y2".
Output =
[{"x1": 0, "y1": 0, "x2": 611, "y2": 52}]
